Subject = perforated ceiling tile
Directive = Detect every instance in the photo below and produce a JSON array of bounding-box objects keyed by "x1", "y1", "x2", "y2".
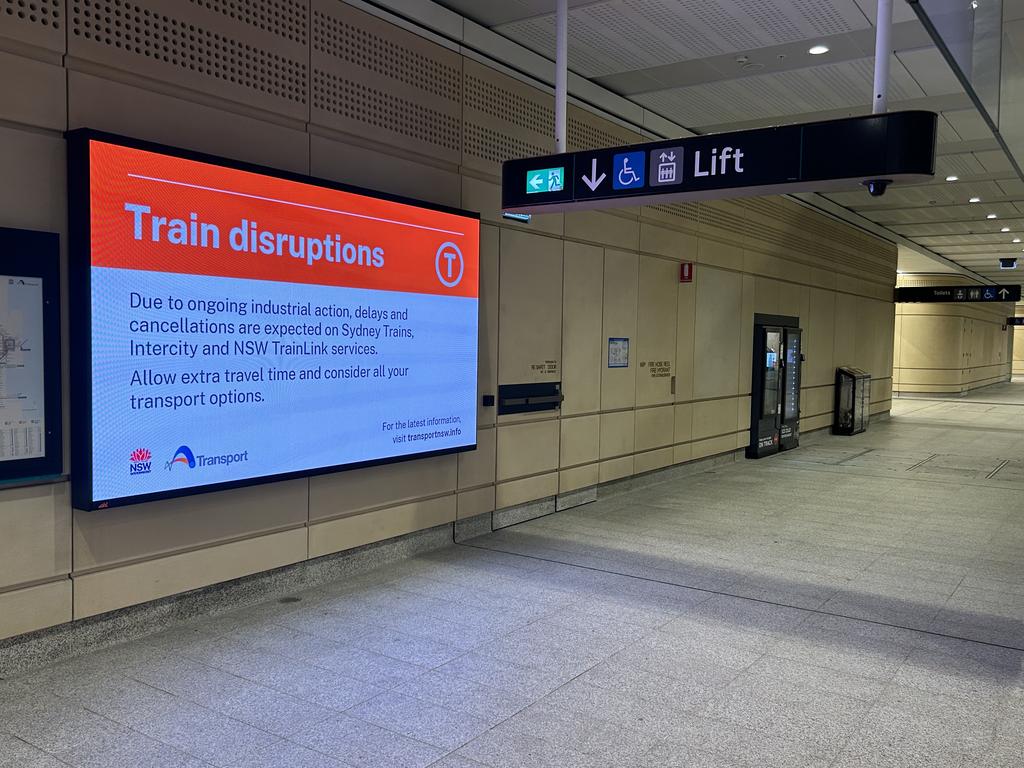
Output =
[
  {"x1": 69, "y1": 0, "x2": 308, "y2": 119},
  {"x1": 567, "y1": 106, "x2": 639, "y2": 152},
  {"x1": 0, "y1": 0, "x2": 64, "y2": 51}
]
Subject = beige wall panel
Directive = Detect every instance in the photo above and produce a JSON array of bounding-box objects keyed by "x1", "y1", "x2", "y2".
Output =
[
  {"x1": 753, "y1": 277, "x2": 782, "y2": 316},
  {"x1": 872, "y1": 378, "x2": 893, "y2": 403},
  {"x1": 738, "y1": 274, "x2": 755, "y2": 397},
  {"x1": 562, "y1": 241, "x2": 605, "y2": 415},
  {"x1": 495, "y1": 473, "x2": 557, "y2": 509},
  {"x1": 692, "y1": 434, "x2": 739, "y2": 461},
  {"x1": 478, "y1": 224, "x2": 499, "y2": 427},
  {"x1": 673, "y1": 442, "x2": 694, "y2": 465},
  {"x1": 833, "y1": 293, "x2": 859, "y2": 370},
  {"x1": 693, "y1": 397, "x2": 740, "y2": 440},
  {"x1": 693, "y1": 267, "x2": 742, "y2": 399},
  {"x1": 0, "y1": 484, "x2": 70, "y2": 589},
  {"x1": 635, "y1": 406, "x2": 675, "y2": 452},
  {"x1": 560, "y1": 415, "x2": 601, "y2": 468},
  {"x1": 599, "y1": 456, "x2": 634, "y2": 484},
  {"x1": 636, "y1": 255, "x2": 678, "y2": 406},
  {"x1": 310, "y1": 495, "x2": 455, "y2": 558},
  {"x1": 457, "y1": 487, "x2": 495, "y2": 520},
  {"x1": 779, "y1": 282, "x2": 810, "y2": 325},
  {"x1": 498, "y1": 229, "x2": 562, "y2": 384},
  {"x1": 462, "y1": 176, "x2": 564, "y2": 235},
  {"x1": 565, "y1": 211, "x2": 639, "y2": 250},
  {"x1": 309, "y1": 455, "x2": 456, "y2": 522},
  {"x1": 68, "y1": 72, "x2": 309, "y2": 175},
  {"x1": 75, "y1": 528, "x2": 307, "y2": 619},
  {"x1": 635, "y1": 447, "x2": 674, "y2": 475},
  {"x1": 870, "y1": 400, "x2": 892, "y2": 415},
  {"x1": 0, "y1": 51, "x2": 65, "y2": 130},
  {"x1": 497, "y1": 420, "x2": 560, "y2": 481},
  {"x1": 0, "y1": 580, "x2": 71, "y2": 641},
  {"x1": 559, "y1": 464, "x2": 599, "y2": 494},
  {"x1": 736, "y1": 395, "x2": 751, "y2": 433},
  {"x1": 674, "y1": 403, "x2": 693, "y2": 444},
  {"x1": 802, "y1": 413, "x2": 832, "y2": 432},
  {"x1": 805, "y1": 288, "x2": 837, "y2": 387},
  {"x1": 458, "y1": 428, "x2": 496, "y2": 489},
  {"x1": 75, "y1": 479, "x2": 307, "y2": 570},
  {"x1": 309, "y1": 133, "x2": 460, "y2": 209},
  {"x1": 600, "y1": 411, "x2": 636, "y2": 460},
  {"x1": 801, "y1": 386, "x2": 833, "y2": 419},
  {"x1": 896, "y1": 315, "x2": 964, "y2": 369},
  {"x1": 311, "y1": 0, "x2": 461, "y2": 163},
  {"x1": 601, "y1": 249, "x2": 640, "y2": 410},
  {"x1": 68, "y1": 0, "x2": 309, "y2": 121},
  {"x1": 675, "y1": 279, "x2": 697, "y2": 403},
  {"x1": 640, "y1": 223, "x2": 696, "y2": 261},
  {"x1": 0, "y1": 125, "x2": 65, "y2": 234},
  {"x1": 699, "y1": 238, "x2": 744, "y2": 271}
]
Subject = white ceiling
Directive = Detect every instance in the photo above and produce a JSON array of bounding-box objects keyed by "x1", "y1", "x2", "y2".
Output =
[{"x1": 438, "y1": 0, "x2": 1024, "y2": 285}]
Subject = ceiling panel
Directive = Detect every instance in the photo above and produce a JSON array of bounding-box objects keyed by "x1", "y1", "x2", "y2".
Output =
[
  {"x1": 896, "y1": 48, "x2": 962, "y2": 97},
  {"x1": 976, "y1": 150, "x2": 1014, "y2": 173},
  {"x1": 635, "y1": 56, "x2": 923, "y2": 127},
  {"x1": 943, "y1": 108, "x2": 994, "y2": 141},
  {"x1": 825, "y1": 180, "x2": 1007, "y2": 208},
  {"x1": 935, "y1": 153, "x2": 987, "y2": 177}
]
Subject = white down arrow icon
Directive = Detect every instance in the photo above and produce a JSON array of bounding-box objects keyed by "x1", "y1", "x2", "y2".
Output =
[{"x1": 581, "y1": 158, "x2": 607, "y2": 191}]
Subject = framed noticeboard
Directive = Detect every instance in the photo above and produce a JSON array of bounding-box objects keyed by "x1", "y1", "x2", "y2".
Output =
[{"x1": 0, "y1": 227, "x2": 62, "y2": 482}]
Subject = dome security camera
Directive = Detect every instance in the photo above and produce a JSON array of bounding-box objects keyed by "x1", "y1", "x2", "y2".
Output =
[{"x1": 862, "y1": 179, "x2": 891, "y2": 197}]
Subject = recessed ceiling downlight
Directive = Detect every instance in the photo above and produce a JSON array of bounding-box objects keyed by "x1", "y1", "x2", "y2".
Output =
[
  {"x1": 808, "y1": 45, "x2": 830, "y2": 55},
  {"x1": 969, "y1": 197, "x2": 981, "y2": 203},
  {"x1": 987, "y1": 213, "x2": 998, "y2": 219},
  {"x1": 945, "y1": 175, "x2": 958, "y2": 182}
]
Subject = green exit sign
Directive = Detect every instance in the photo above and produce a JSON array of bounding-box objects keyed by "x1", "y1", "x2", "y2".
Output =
[{"x1": 526, "y1": 167, "x2": 564, "y2": 194}]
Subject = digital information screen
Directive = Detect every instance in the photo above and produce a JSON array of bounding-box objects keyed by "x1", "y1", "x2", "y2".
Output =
[{"x1": 70, "y1": 133, "x2": 479, "y2": 509}]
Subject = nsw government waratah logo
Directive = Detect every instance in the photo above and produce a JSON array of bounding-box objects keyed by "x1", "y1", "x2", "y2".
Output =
[
  {"x1": 166, "y1": 445, "x2": 197, "y2": 471},
  {"x1": 129, "y1": 448, "x2": 152, "y2": 475}
]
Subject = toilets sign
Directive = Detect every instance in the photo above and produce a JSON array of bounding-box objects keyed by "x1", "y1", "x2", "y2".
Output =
[{"x1": 503, "y1": 111, "x2": 937, "y2": 213}]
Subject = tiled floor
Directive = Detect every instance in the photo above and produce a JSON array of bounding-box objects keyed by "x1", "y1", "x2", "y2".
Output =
[{"x1": 2, "y1": 387, "x2": 1023, "y2": 767}]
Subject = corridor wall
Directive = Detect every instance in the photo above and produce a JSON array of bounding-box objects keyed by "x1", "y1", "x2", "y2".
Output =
[
  {"x1": 893, "y1": 275, "x2": 1013, "y2": 395},
  {"x1": 0, "y1": 1, "x2": 896, "y2": 640}
]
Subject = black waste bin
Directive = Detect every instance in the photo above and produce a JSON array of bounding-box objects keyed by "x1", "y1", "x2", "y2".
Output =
[{"x1": 833, "y1": 367, "x2": 870, "y2": 435}]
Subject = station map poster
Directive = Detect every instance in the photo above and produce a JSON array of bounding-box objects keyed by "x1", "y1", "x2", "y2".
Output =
[
  {"x1": 69, "y1": 131, "x2": 480, "y2": 510},
  {"x1": 0, "y1": 227, "x2": 62, "y2": 482}
]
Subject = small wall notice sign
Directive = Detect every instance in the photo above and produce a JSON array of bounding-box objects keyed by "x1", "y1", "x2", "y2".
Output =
[{"x1": 608, "y1": 337, "x2": 629, "y2": 368}]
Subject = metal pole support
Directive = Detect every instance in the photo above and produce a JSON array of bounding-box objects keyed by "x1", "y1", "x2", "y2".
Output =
[
  {"x1": 555, "y1": 0, "x2": 568, "y2": 152},
  {"x1": 872, "y1": 0, "x2": 894, "y2": 113}
]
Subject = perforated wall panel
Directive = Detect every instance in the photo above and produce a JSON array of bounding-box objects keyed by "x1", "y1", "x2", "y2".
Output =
[
  {"x1": 0, "y1": 0, "x2": 64, "y2": 52},
  {"x1": 310, "y1": 0, "x2": 461, "y2": 165},
  {"x1": 68, "y1": 0, "x2": 308, "y2": 120},
  {"x1": 567, "y1": 105, "x2": 640, "y2": 152},
  {"x1": 463, "y1": 58, "x2": 552, "y2": 176}
]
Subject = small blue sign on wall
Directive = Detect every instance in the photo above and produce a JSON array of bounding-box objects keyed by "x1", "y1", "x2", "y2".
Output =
[{"x1": 608, "y1": 337, "x2": 629, "y2": 368}]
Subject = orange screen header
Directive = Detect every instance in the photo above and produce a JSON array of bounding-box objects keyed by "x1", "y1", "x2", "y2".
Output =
[{"x1": 89, "y1": 140, "x2": 479, "y2": 299}]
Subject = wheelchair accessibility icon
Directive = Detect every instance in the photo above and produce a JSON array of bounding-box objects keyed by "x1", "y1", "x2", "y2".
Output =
[{"x1": 612, "y1": 151, "x2": 645, "y2": 190}]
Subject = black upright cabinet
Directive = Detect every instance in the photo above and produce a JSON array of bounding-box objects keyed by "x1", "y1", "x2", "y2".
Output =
[{"x1": 748, "y1": 314, "x2": 802, "y2": 458}]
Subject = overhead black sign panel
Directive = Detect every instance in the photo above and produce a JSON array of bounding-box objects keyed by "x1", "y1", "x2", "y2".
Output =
[
  {"x1": 1007, "y1": 317, "x2": 1024, "y2": 326},
  {"x1": 503, "y1": 111, "x2": 937, "y2": 213},
  {"x1": 895, "y1": 285, "x2": 1021, "y2": 303}
]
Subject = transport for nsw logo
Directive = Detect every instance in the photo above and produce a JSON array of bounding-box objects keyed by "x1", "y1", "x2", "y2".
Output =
[
  {"x1": 166, "y1": 445, "x2": 197, "y2": 471},
  {"x1": 129, "y1": 448, "x2": 152, "y2": 475}
]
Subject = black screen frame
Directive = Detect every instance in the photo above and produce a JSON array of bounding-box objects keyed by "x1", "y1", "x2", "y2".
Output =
[
  {"x1": 0, "y1": 226, "x2": 62, "y2": 483},
  {"x1": 67, "y1": 129, "x2": 480, "y2": 511}
]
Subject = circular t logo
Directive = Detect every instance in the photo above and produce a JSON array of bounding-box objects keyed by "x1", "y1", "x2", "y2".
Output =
[{"x1": 435, "y1": 242, "x2": 464, "y2": 288}]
